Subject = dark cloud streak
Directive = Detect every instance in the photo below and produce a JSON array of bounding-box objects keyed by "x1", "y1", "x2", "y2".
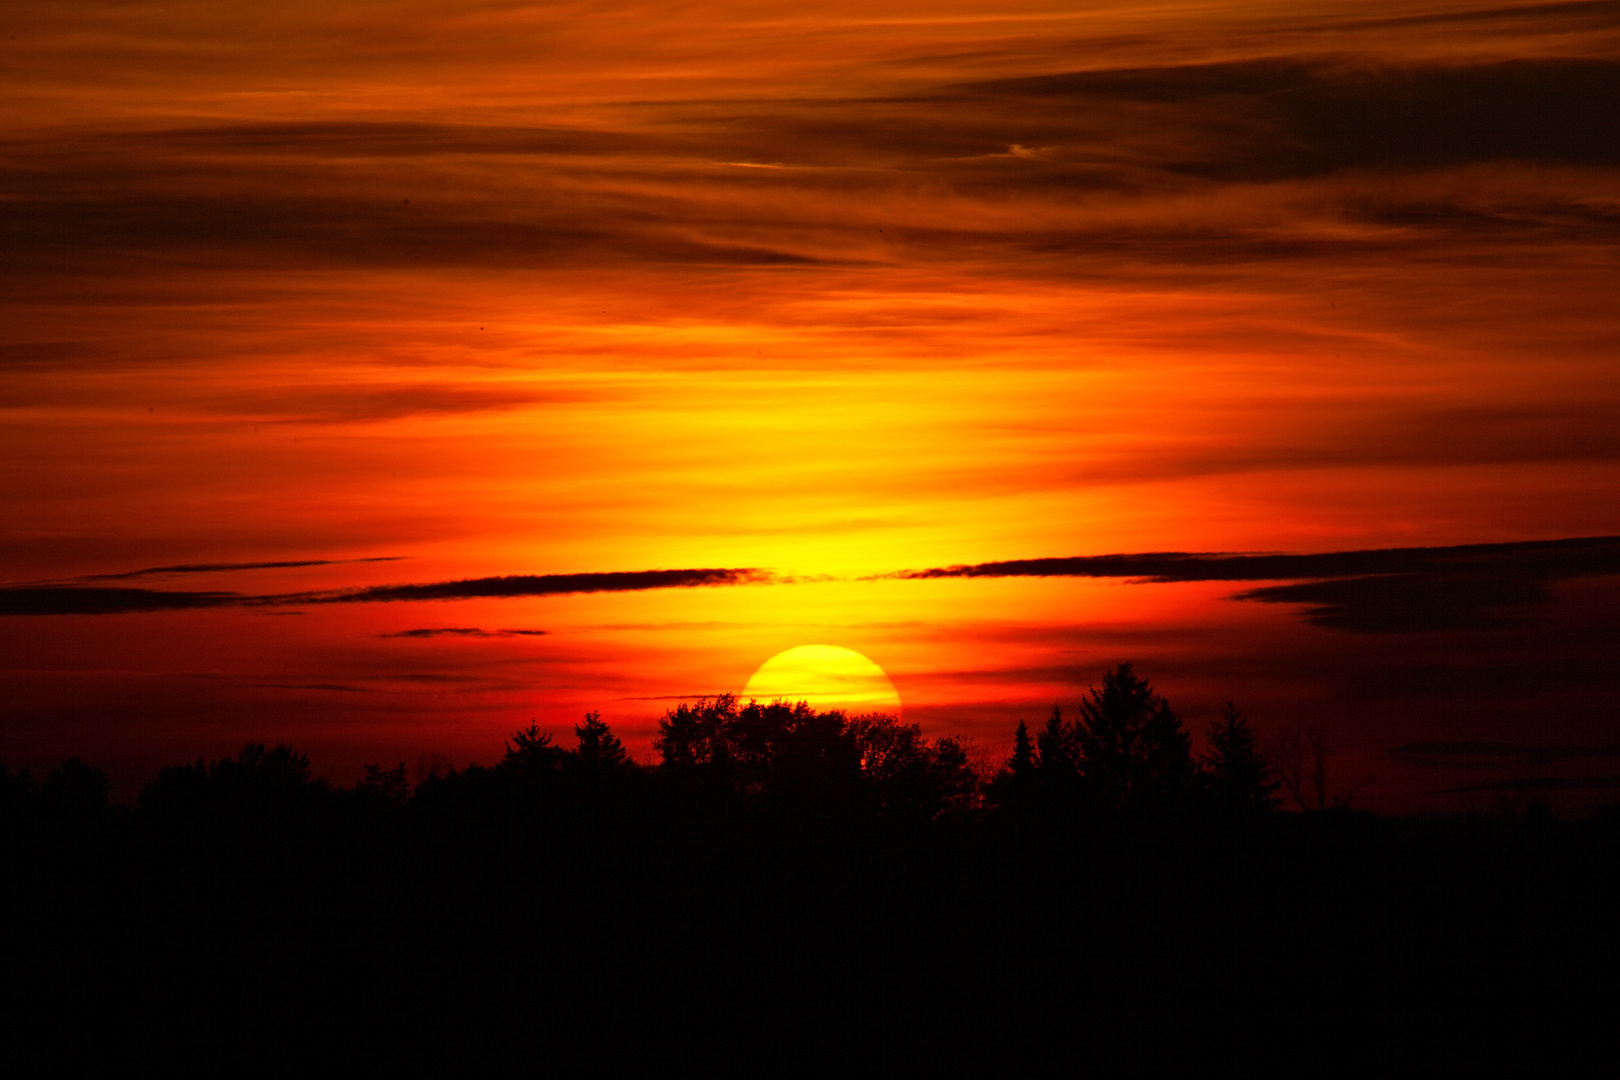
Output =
[
  {"x1": 5, "y1": 54, "x2": 1618, "y2": 281},
  {"x1": 895, "y1": 536, "x2": 1620, "y2": 584},
  {"x1": 84, "y1": 557, "x2": 403, "y2": 581},
  {"x1": 0, "y1": 587, "x2": 243, "y2": 616},
  {"x1": 7, "y1": 542, "x2": 1620, "y2": 635},
  {"x1": 1390, "y1": 741, "x2": 1620, "y2": 767},
  {"x1": 0, "y1": 567, "x2": 769, "y2": 615},
  {"x1": 377, "y1": 627, "x2": 550, "y2": 638},
  {"x1": 303, "y1": 567, "x2": 769, "y2": 605},
  {"x1": 898, "y1": 536, "x2": 1620, "y2": 633}
]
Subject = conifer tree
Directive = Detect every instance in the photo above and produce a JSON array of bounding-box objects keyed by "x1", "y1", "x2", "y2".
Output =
[
  {"x1": 1073, "y1": 662, "x2": 1195, "y2": 815},
  {"x1": 1034, "y1": 705, "x2": 1076, "y2": 778},
  {"x1": 1203, "y1": 702, "x2": 1280, "y2": 814},
  {"x1": 502, "y1": 723, "x2": 564, "y2": 778},
  {"x1": 1009, "y1": 720, "x2": 1035, "y2": 784},
  {"x1": 987, "y1": 719, "x2": 1037, "y2": 817},
  {"x1": 573, "y1": 711, "x2": 630, "y2": 771}
]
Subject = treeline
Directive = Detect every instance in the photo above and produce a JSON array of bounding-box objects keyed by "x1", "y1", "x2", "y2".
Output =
[
  {"x1": 6, "y1": 663, "x2": 1616, "y2": 1072},
  {"x1": 2, "y1": 662, "x2": 1285, "y2": 839}
]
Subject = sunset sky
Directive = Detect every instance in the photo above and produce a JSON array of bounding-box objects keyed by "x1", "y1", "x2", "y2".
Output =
[{"x1": 4, "y1": 0, "x2": 1619, "y2": 811}]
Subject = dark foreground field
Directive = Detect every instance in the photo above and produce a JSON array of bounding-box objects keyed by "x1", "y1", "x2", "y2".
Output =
[
  {"x1": 8, "y1": 808, "x2": 1617, "y2": 1072},
  {"x1": 9, "y1": 685, "x2": 1617, "y2": 1070}
]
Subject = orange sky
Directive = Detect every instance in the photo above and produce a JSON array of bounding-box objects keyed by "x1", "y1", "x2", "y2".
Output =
[{"x1": 4, "y1": 1, "x2": 1619, "y2": 810}]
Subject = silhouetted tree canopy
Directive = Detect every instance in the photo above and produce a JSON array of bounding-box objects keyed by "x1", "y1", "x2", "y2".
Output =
[
  {"x1": 40, "y1": 757, "x2": 111, "y2": 829},
  {"x1": 502, "y1": 722, "x2": 566, "y2": 778},
  {"x1": 7, "y1": 661, "x2": 1289, "y2": 845},
  {"x1": 1073, "y1": 662, "x2": 1196, "y2": 816},
  {"x1": 353, "y1": 761, "x2": 412, "y2": 809},
  {"x1": 990, "y1": 663, "x2": 1247, "y2": 825},
  {"x1": 655, "y1": 696, "x2": 976, "y2": 824},
  {"x1": 1203, "y1": 702, "x2": 1281, "y2": 815},
  {"x1": 571, "y1": 711, "x2": 630, "y2": 774},
  {"x1": 139, "y1": 742, "x2": 333, "y2": 833}
]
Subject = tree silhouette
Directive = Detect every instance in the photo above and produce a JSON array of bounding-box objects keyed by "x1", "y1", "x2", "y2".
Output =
[
  {"x1": 354, "y1": 761, "x2": 412, "y2": 808},
  {"x1": 139, "y1": 743, "x2": 331, "y2": 833},
  {"x1": 502, "y1": 723, "x2": 565, "y2": 779},
  {"x1": 655, "y1": 697, "x2": 980, "y2": 823},
  {"x1": 571, "y1": 711, "x2": 630, "y2": 773},
  {"x1": 1073, "y1": 662, "x2": 1196, "y2": 816},
  {"x1": 41, "y1": 757, "x2": 111, "y2": 829},
  {"x1": 1270, "y1": 724, "x2": 1329, "y2": 812},
  {"x1": 1034, "y1": 705, "x2": 1077, "y2": 779},
  {"x1": 986, "y1": 720, "x2": 1037, "y2": 816},
  {"x1": 0, "y1": 764, "x2": 35, "y2": 833},
  {"x1": 1009, "y1": 720, "x2": 1035, "y2": 784},
  {"x1": 846, "y1": 712, "x2": 957, "y2": 821},
  {"x1": 927, "y1": 734, "x2": 980, "y2": 822},
  {"x1": 1202, "y1": 703, "x2": 1279, "y2": 815},
  {"x1": 654, "y1": 694, "x2": 738, "y2": 772}
]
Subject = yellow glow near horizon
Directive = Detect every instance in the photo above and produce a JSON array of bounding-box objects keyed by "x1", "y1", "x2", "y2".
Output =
[{"x1": 742, "y1": 645, "x2": 902, "y2": 716}]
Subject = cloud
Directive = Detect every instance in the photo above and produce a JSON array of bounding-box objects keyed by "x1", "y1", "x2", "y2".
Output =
[
  {"x1": 1349, "y1": 0, "x2": 1620, "y2": 32},
  {"x1": 83, "y1": 557, "x2": 403, "y2": 581},
  {"x1": 302, "y1": 568, "x2": 771, "y2": 605},
  {"x1": 377, "y1": 627, "x2": 549, "y2": 638},
  {"x1": 257, "y1": 683, "x2": 373, "y2": 693},
  {"x1": 1440, "y1": 775, "x2": 1620, "y2": 793},
  {"x1": 897, "y1": 536, "x2": 1620, "y2": 633},
  {"x1": 0, "y1": 586, "x2": 243, "y2": 616},
  {"x1": 10, "y1": 541, "x2": 1620, "y2": 631},
  {"x1": 7, "y1": 49, "x2": 1618, "y2": 289},
  {"x1": 197, "y1": 384, "x2": 596, "y2": 423},
  {"x1": 0, "y1": 567, "x2": 768, "y2": 615},
  {"x1": 379, "y1": 627, "x2": 492, "y2": 638},
  {"x1": 1389, "y1": 741, "x2": 1620, "y2": 768},
  {"x1": 959, "y1": 57, "x2": 1620, "y2": 178},
  {"x1": 1234, "y1": 576, "x2": 1550, "y2": 633},
  {"x1": 894, "y1": 536, "x2": 1620, "y2": 583}
]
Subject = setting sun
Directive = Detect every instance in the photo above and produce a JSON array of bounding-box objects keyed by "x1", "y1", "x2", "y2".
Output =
[{"x1": 742, "y1": 645, "x2": 902, "y2": 716}]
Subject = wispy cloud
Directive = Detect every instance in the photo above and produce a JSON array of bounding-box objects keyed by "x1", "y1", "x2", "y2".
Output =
[
  {"x1": 894, "y1": 536, "x2": 1620, "y2": 632},
  {"x1": 892, "y1": 536, "x2": 1620, "y2": 583},
  {"x1": 8, "y1": 540, "x2": 1620, "y2": 634},
  {"x1": 257, "y1": 682, "x2": 373, "y2": 693},
  {"x1": 82, "y1": 557, "x2": 403, "y2": 581},
  {"x1": 1390, "y1": 741, "x2": 1620, "y2": 768},
  {"x1": 0, "y1": 567, "x2": 771, "y2": 616},
  {"x1": 0, "y1": 587, "x2": 243, "y2": 616},
  {"x1": 377, "y1": 627, "x2": 549, "y2": 638},
  {"x1": 1441, "y1": 775, "x2": 1620, "y2": 793},
  {"x1": 304, "y1": 568, "x2": 772, "y2": 605}
]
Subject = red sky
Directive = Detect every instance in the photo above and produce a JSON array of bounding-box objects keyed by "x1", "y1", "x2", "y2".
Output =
[{"x1": 4, "y1": 0, "x2": 1619, "y2": 811}]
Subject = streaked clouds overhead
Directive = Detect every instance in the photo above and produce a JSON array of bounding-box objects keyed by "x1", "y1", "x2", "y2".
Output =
[{"x1": 3, "y1": 0, "x2": 1618, "y2": 810}]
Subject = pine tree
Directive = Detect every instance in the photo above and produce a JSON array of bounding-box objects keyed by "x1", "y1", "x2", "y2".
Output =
[
  {"x1": 1034, "y1": 705, "x2": 1076, "y2": 778},
  {"x1": 1203, "y1": 702, "x2": 1280, "y2": 814},
  {"x1": 986, "y1": 719, "x2": 1037, "y2": 819},
  {"x1": 502, "y1": 722, "x2": 564, "y2": 779},
  {"x1": 1009, "y1": 720, "x2": 1035, "y2": 784},
  {"x1": 573, "y1": 711, "x2": 630, "y2": 771},
  {"x1": 1073, "y1": 662, "x2": 1195, "y2": 815}
]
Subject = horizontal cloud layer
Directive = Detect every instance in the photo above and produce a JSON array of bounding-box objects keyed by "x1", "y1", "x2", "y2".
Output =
[
  {"x1": 0, "y1": 567, "x2": 768, "y2": 616},
  {"x1": 308, "y1": 569, "x2": 771, "y2": 605},
  {"x1": 896, "y1": 535, "x2": 1620, "y2": 583},
  {"x1": 898, "y1": 536, "x2": 1620, "y2": 632},
  {"x1": 8, "y1": 539, "x2": 1620, "y2": 633},
  {"x1": 82, "y1": 557, "x2": 402, "y2": 581},
  {"x1": 377, "y1": 627, "x2": 548, "y2": 638}
]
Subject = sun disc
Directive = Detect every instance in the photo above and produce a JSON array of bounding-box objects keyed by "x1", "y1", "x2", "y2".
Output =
[{"x1": 743, "y1": 645, "x2": 901, "y2": 716}]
